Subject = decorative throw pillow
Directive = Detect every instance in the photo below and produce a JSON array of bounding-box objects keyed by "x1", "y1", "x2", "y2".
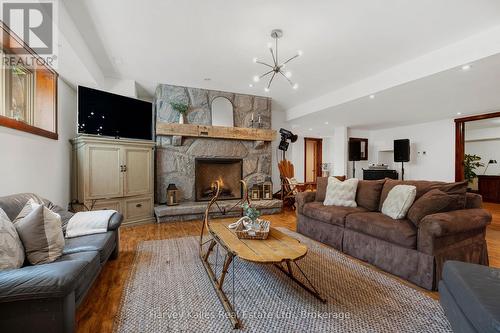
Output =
[
  {"x1": 0, "y1": 208, "x2": 25, "y2": 270},
  {"x1": 14, "y1": 201, "x2": 65, "y2": 265},
  {"x1": 323, "y1": 177, "x2": 359, "y2": 207},
  {"x1": 407, "y1": 189, "x2": 457, "y2": 226},
  {"x1": 381, "y1": 185, "x2": 417, "y2": 219}
]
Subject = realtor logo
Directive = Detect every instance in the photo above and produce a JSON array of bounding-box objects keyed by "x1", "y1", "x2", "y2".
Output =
[{"x1": 1, "y1": 1, "x2": 54, "y2": 54}]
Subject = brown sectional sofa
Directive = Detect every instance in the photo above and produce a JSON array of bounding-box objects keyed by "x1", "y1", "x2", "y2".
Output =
[{"x1": 296, "y1": 177, "x2": 491, "y2": 290}]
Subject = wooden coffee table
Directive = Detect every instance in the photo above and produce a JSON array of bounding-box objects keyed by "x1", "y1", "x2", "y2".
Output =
[{"x1": 199, "y1": 182, "x2": 325, "y2": 328}]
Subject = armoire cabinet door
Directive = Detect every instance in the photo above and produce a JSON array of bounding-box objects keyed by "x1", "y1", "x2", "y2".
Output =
[
  {"x1": 123, "y1": 147, "x2": 152, "y2": 197},
  {"x1": 86, "y1": 145, "x2": 123, "y2": 199}
]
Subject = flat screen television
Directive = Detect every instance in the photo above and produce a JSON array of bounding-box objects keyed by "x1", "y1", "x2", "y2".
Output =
[{"x1": 78, "y1": 86, "x2": 153, "y2": 140}]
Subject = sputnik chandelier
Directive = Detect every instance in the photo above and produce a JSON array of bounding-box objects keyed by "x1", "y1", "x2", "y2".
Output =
[{"x1": 251, "y1": 29, "x2": 302, "y2": 92}]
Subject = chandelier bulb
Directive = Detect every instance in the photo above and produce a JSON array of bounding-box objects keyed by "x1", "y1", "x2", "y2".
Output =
[
  {"x1": 253, "y1": 76, "x2": 260, "y2": 82},
  {"x1": 285, "y1": 71, "x2": 292, "y2": 78},
  {"x1": 293, "y1": 83, "x2": 299, "y2": 90},
  {"x1": 253, "y1": 57, "x2": 258, "y2": 63},
  {"x1": 264, "y1": 87, "x2": 270, "y2": 92},
  {"x1": 267, "y1": 42, "x2": 273, "y2": 49},
  {"x1": 297, "y1": 50, "x2": 303, "y2": 56}
]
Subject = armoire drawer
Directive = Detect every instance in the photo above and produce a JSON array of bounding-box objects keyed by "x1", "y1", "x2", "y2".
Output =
[
  {"x1": 124, "y1": 197, "x2": 153, "y2": 220},
  {"x1": 85, "y1": 199, "x2": 122, "y2": 212}
]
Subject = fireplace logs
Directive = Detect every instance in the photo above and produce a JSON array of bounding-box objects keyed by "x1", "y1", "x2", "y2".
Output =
[
  {"x1": 195, "y1": 158, "x2": 243, "y2": 201},
  {"x1": 201, "y1": 177, "x2": 234, "y2": 199}
]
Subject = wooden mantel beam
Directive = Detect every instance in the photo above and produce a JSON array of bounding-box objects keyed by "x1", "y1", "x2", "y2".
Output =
[{"x1": 156, "y1": 122, "x2": 276, "y2": 142}]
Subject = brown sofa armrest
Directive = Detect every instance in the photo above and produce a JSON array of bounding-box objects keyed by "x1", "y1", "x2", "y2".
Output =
[
  {"x1": 418, "y1": 209, "x2": 491, "y2": 254},
  {"x1": 295, "y1": 191, "x2": 316, "y2": 214}
]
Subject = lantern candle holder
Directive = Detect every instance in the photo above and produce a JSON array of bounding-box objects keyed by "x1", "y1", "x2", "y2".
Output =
[
  {"x1": 166, "y1": 183, "x2": 180, "y2": 206},
  {"x1": 262, "y1": 178, "x2": 273, "y2": 200},
  {"x1": 251, "y1": 184, "x2": 261, "y2": 201}
]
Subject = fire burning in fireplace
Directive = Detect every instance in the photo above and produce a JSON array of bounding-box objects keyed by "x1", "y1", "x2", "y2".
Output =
[
  {"x1": 195, "y1": 158, "x2": 243, "y2": 201},
  {"x1": 203, "y1": 176, "x2": 233, "y2": 198}
]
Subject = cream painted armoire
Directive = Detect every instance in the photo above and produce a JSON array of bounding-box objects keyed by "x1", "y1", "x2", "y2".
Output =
[{"x1": 71, "y1": 135, "x2": 155, "y2": 225}]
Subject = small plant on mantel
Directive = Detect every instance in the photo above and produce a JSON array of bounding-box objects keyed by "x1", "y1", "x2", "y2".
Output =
[
  {"x1": 170, "y1": 102, "x2": 189, "y2": 124},
  {"x1": 463, "y1": 154, "x2": 484, "y2": 188}
]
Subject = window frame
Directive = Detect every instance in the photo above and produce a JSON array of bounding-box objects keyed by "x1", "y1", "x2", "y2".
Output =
[{"x1": 0, "y1": 22, "x2": 59, "y2": 140}]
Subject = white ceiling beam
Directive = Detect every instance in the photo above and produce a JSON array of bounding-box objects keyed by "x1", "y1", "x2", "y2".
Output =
[{"x1": 286, "y1": 25, "x2": 500, "y2": 121}]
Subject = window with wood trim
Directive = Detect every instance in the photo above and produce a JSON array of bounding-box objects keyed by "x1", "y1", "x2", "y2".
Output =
[{"x1": 0, "y1": 22, "x2": 58, "y2": 139}]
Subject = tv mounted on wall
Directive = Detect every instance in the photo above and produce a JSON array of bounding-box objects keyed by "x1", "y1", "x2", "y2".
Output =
[{"x1": 77, "y1": 86, "x2": 153, "y2": 140}]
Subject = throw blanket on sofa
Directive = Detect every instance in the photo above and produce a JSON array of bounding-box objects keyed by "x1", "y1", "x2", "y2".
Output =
[{"x1": 66, "y1": 210, "x2": 116, "y2": 238}]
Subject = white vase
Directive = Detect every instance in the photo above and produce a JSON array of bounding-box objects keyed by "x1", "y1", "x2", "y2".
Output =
[{"x1": 179, "y1": 113, "x2": 185, "y2": 124}]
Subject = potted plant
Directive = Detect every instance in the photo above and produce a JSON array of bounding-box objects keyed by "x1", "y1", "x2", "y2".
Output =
[
  {"x1": 463, "y1": 154, "x2": 484, "y2": 190},
  {"x1": 242, "y1": 203, "x2": 261, "y2": 230},
  {"x1": 170, "y1": 102, "x2": 189, "y2": 124}
]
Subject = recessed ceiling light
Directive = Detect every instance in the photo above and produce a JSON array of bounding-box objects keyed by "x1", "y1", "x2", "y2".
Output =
[
  {"x1": 457, "y1": 112, "x2": 462, "y2": 115},
  {"x1": 461, "y1": 64, "x2": 471, "y2": 71},
  {"x1": 249, "y1": 84, "x2": 253, "y2": 88},
  {"x1": 308, "y1": 128, "x2": 313, "y2": 131},
  {"x1": 324, "y1": 121, "x2": 329, "y2": 125},
  {"x1": 369, "y1": 94, "x2": 375, "y2": 99}
]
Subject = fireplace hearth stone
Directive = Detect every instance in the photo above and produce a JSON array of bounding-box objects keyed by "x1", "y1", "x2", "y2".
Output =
[{"x1": 154, "y1": 199, "x2": 282, "y2": 223}]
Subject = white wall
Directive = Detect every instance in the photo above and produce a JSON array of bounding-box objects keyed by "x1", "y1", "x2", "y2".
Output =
[
  {"x1": 368, "y1": 119, "x2": 455, "y2": 181},
  {"x1": 465, "y1": 126, "x2": 500, "y2": 175},
  {"x1": 0, "y1": 79, "x2": 77, "y2": 207}
]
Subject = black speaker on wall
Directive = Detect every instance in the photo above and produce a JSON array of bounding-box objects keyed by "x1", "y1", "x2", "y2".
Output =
[
  {"x1": 394, "y1": 139, "x2": 410, "y2": 180},
  {"x1": 394, "y1": 139, "x2": 410, "y2": 162}
]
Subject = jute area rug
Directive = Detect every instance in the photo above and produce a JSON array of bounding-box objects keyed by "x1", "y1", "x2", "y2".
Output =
[{"x1": 114, "y1": 228, "x2": 451, "y2": 332}]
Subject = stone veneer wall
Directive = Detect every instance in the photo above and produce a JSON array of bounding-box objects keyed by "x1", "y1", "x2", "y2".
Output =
[{"x1": 155, "y1": 84, "x2": 272, "y2": 204}]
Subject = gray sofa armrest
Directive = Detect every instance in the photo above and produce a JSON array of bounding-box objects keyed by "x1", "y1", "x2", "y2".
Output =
[
  {"x1": 295, "y1": 191, "x2": 316, "y2": 214},
  {"x1": 418, "y1": 208, "x2": 491, "y2": 254},
  {"x1": 108, "y1": 212, "x2": 123, "y2": 231}
]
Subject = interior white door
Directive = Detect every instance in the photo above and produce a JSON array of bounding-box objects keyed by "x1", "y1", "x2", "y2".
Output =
[
  {"x1": 87, "y1": 145, "x2": 123, "y2": 199},
  {"x1": 123, "y1": 147, "x2": 152, "y2": 196}
]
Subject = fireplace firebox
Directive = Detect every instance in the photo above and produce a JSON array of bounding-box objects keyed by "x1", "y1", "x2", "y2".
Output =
[{"x1": 195, "y1": 158, "x2": 243, "y2": 201}]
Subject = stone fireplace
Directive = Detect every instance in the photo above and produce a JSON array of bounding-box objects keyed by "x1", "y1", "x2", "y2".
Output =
[
  {"x1": 153, "y1": 84, "x2": 282, "y2": 222},
  {"x1": 195, "y1": 158, "x2": 243, "y2": 201}
]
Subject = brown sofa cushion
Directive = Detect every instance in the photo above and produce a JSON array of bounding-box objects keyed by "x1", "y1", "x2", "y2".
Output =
[
  {"x1": 379, "y1": 179, "x2": 467, "y2": 210},
  {"x1": 315, "y1": 177, "x2": 328, "y2": 202},
  {"x1": 302, "y1": 202, "x2": 367, "y2": 227},
  {"x1": 465, "y1": 192, "x2": 482, "y2": 209},
  {"x1": 356, "y1": 179, "x2": 385, "y2": 211},
  {"x1": 345, "y1": 212, "x2": 417, "y2": 249},
  {"x1": 407, "y1": 189, "x2": 458, "y2": 226}
]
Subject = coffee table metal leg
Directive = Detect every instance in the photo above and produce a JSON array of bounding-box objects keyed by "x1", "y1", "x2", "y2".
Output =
[{"x1": 275, "y1": 260, "x2": 327, "y2": 303}]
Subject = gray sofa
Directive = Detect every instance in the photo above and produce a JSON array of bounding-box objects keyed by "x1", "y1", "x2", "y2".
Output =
[
  {"x1": 0, "y1": 193, "x2": 122, "y2": 333},
  {"x1": 440, "y1": 261, "x2": 500, "y2": 333},
  {"x1": 296, "y1": 177, "x2": 491, "y2": 290}
]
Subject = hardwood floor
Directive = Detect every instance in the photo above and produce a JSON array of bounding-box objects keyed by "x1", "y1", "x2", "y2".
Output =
[{"x1": 76, "y1": 205, "x2": 500, "y2": 333}]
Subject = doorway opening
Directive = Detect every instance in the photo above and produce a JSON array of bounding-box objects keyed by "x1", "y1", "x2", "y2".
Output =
[{"x1": 304, "y1": 137, "x2": 323, "y2": 184}]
